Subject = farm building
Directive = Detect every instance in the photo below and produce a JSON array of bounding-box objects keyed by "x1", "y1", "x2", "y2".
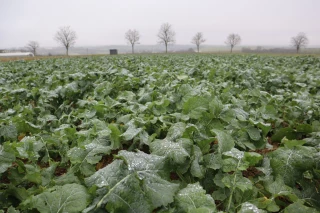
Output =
[
  {"x1": 0, "y1": 52, "x2": 34, "y2": 57},
  {"x1": 109, "y1": 49, "x2": 118, "y2": 55}
]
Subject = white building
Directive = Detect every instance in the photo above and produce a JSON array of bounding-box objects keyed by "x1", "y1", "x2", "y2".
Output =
[{"x1": 0, "y1": 52, "x2": 34, "y2": 57}]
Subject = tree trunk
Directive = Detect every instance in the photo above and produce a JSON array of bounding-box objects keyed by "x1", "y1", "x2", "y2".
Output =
[
  {"x1": 230, "y1": 46, "x2": 233, "y2": 53},
  {"x1": 132, "y1": 44, "x2": 134, "y2": 54},
  {"x1": 165, "y1": 43, "x2": 168, "y2": 53},
  {"x1": 197, "y1": 45, "x2": 199, "y2": 53},
  {"x1": 66, "y1": 47, "x2": 69, "y2": 56}
]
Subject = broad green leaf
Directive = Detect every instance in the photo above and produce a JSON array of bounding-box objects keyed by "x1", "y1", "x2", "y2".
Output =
[
  {"x1": 108, "y1": 123, "x2": 121, "y2": 149},
  {"x1": 85, "y1": 160, "x2": 128, "y2": 188},
  {"x1": 68, "y1": 143, "x2": 111, "y2": 165},
  {"x1": 166, "y1": 122, "x2": 186, "y2": 141},
  {"x1": 281, "y1": 137, "x2": 306, "y2": 148},
  {"x1": 264, "y1": 176, "x2": 298, "y2": 201},
  {"x1": 238, "y1": 202, "x2": 266, "y2": 213},
  {"x1": 190, "y1": 145, "x2": 205, "y2": 178},
  {"x1": 284, "y1": 202, "x2": 319, "y2": 213},
  {"x1": 86, "y1": 151, "x2": 179, "y2": 211},
  {"x1": 244, "y1": 152, "x2": 263, "y2": 166},
  {"x1": 32, "y1": 183, "x2": 90, "y2": 213},
  {"x1": 150, "y1": 139, "x2": 190, "y2": 165},
  {"x1": 246, "y1": 127, "x2": 261, "y2": 141},
  {"x1": 0, "y1": 144, "x2": 15, "y2": 173},
  {"x1": 222, "y1": 172, "x2": 253, "y2": 192},
  {"x1": 121, "y1": 124, "x2": 143, "y2": 141},
  {"x1": 142, "y1": 172, "x2": 180, "y2": 208},
  {"x1": 203, "y1": 153, "x2": 223, "y2": 170},
  {"x1": 6, "y1": 206, "x2": 20, "y2": 213},
  {"x1": 104, "y1": 174, "x2": 153, "y2": 213},
  {"x1": 175, "y1": 183, "x2": 216, "y2": 213},
  {"x1": 269, "y1": 146, "x2": 317, "y2": 186},
  {"x1": 271, "y1": 127, "x2": 297, "y2": 142},
  {"x1": 117, "y1": 150, "x2": 166, "y2": 173},
  {"x1": 211, "y1": 129, "x2": 235, "y2": 154},
  {"x1": 0, "y1": 125, "x2": 17, "y2": 140},
  {"x1": 183, "y1": 96, "x2": 209, "y2": 119},
  {"x1": 295, "y1": 124, "x2": 312, "y2": 134},
  {"x1": 15, "y1": 136, "x2": 44, "y2": 162}
]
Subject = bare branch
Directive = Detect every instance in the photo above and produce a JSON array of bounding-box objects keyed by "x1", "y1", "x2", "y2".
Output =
[
  {"x1": 54, "y1": 26, "x2": 77, "y2": 56},
  {"x1": 191, "y1": 32, "x2": 206, "y2": 53},
  {"x1": 291, "y1": 32, "x2": 308, "y2": 53},
  {"x1": 26, "y1": 41, "x2": 39, "y2": 56},
  {"x1": 125, "y1": 29, "x2": 140, "y2": 54},
  {"x1": 157, "y1": 23, "x2": 176, "y2": 53},
  {"x1": 225, "y1": 33, "x2": 241, "y2": 53}
]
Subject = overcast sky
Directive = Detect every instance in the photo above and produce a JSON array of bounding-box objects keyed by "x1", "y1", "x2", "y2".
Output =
[{"x1": 0, "y1": 0, "x2": 319, "y2": 48}]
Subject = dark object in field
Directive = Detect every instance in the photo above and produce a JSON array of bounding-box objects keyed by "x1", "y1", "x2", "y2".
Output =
[{"x1": 110, "y1": 49, "x2": 118, "y2": 55}]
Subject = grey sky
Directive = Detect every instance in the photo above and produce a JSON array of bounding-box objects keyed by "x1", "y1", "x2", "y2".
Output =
[{"x1": 0, "y1": 0, "x2": 319, "y2": 48}]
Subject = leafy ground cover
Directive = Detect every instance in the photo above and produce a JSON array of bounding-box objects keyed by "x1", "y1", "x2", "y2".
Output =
[{"x1": 0, "y1": 55, "x2": 320, "y2": 213}]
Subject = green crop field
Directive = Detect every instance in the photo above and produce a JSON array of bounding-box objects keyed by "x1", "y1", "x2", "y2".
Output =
[{"x1": 0, "y1": 55, "x2": 320, "y2": 213}]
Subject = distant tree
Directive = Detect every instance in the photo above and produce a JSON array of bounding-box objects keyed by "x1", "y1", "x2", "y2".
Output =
[
  {"x1": 157, "y1": 23, "x2": 176, "y2": 53},
  {"x1": 26, "y1": 41, "x2": 39, "y2": 56},
  {"x1": 125, "y1": 29, "x2": 140, "y2": 54},
  {"x1": 225, "y1": 33, "x2": 241, "y2": 53},
  {"x1": 54, "y1": 26, "x2": 77, "y2": 56},
  {"x1": 191, "y1": 32, "x2": 206, "y2": 53},
  {"x1": 291, "y1": 32, "x2": 308, "y2": 53}
]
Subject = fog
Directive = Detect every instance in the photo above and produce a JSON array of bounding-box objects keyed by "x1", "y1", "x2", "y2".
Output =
[{"x1": 0, "y1": 0, "x2": 319, "y2": 48}]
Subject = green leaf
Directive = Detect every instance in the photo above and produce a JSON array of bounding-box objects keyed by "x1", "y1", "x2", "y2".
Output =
[
  {"x1": 246, "y1": 127, "x2": 261, "y2": 141},
  {"x1": 244, "y1": 152, "x2": 263, "y2": 166},
  {"x1": 269, "y1": 146, "x2": 317, "y2": 186},
  {"x1": 121, "y1": 124, "x2": 143, "y2": 141},
  {"x1": 86, "y1": 151, "x2": 179, "y2": 211},
  {"x1": 108, "y1": 123, "x2": 121, "y2": 149},
  {"x1": 295, "y1": 124, "x2": 312, "y2": 134},
  {"x1": 281, "y1": 137, "x2": 306, "y2": 148},
  {"x1": 271, "y1": 127, "x2": 297, "y2": 142},
  {"x1": 6, "y1": 206, "x2": 20, "y2": 213},
  {"x1": 0, "y1": 144, "x2": 15, "y2": 173},
  {"x1": 85, "y1": 160, "x2": 128, "y2": 188},
  {"x1": 203, "y1": 153, "x2": 223, "y2": 170},
  {"x1": 284, "y1": 202, "x2": 319, "y2": 213},
  {"x1": 104, "y1": 174, "x2": 153, "y2": 213},
  {"x1": 222, "y1": 172, "x2": 252, "y2": 192},
  {"x1": 0, "y1": 125, "x2": 17, "y2": 140},
  {"x1": 32, "y1": 183, "x2": 90, "y2": 213},
  {"x1": 68, "y1": 143, "x2": 111, "y2": 175},
  {"x1": 238, "y1": 202, "x2": 266, "y2": 213},
  {"x1": 211, "y1": 129, "x2": 235, "y2": 154},
  {"x1": 175, "y1": 183, "x2": 216, "y2": 213},
  {"x1": 264, "y1": 176, "x2": 298, "y2": 201},
  {"x1": 190, "y1": 145, "x2": 205, "y2": 178},
  {"x1": 209, "y1": 98, "x2": 223, "y2": 117},
  {"x1": 117, "y1": 150, "x2": 166, "y2": 174},
  {"x1": 150, "y1": 139, "x2": 190, "y2": 165},
  {"x1": 166, "y1": 122, "x2": 186, "y2": 141},
  {"x1": 68, "y1": 143, "x2": 111, "y2": 165},
  {"x1": 183, "y1": 96, "x2": 209, "y2": 119},
  {"x1": 15, "y1": 136, "x2": 44, "y2": 162},
  {"x1": 142, "y1": 172, "x2": 180, "y2": 208}
]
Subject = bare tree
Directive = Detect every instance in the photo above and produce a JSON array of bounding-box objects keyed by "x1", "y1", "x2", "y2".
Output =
[
  {"x1": 54, "y1": 26, "x2": 77, "y2": 56},
  {"x1": 225, "y1": 33, "x2": 241, "y2": 53},
  {"x1": 125, "y1": 29, "x2": 140, "y2": 54},
  {"x1": 26, "y1": 41, "x2": 39, "y2": 56},
  {"x1": 291, "y1": 32, "x2": 308, "y2": 53},
  {"x1": 157, "y1": 23, "x2": 176, "y2": 53},
  {"x1": 191, "y1": 32, "x2": 206, "y2": 53}
]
